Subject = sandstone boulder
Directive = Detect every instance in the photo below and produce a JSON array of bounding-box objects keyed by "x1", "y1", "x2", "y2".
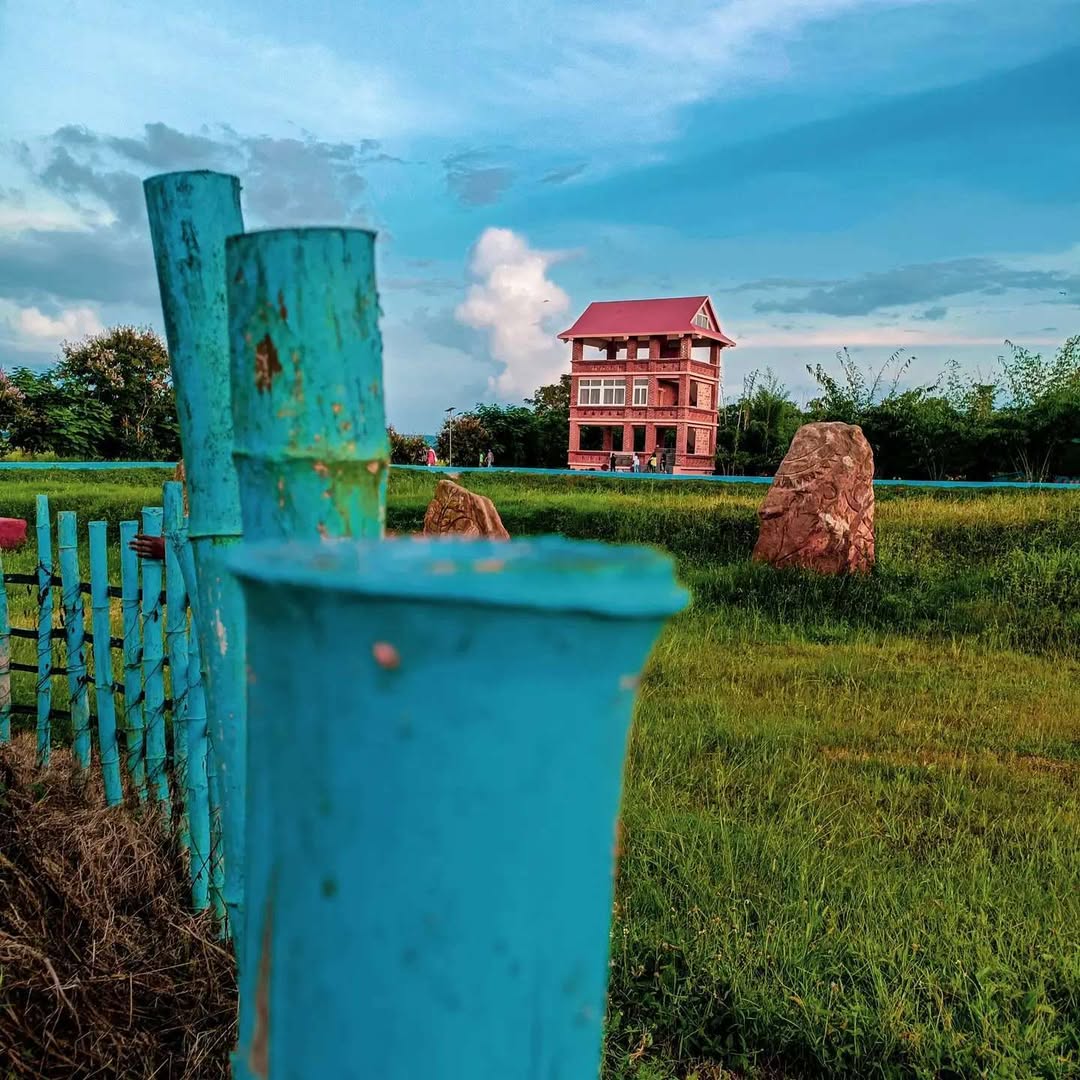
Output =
[
  {"x1": 752, "y1": 422, "x2": 874, "y2": 574},
  {"x1": 422, "y1": 479, "x2": 509, "y2": 540}
]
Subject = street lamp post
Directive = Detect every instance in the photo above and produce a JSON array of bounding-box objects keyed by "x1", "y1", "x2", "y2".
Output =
[{"x1": 445, "y1": 406, "x2": 456, "y2": 467}]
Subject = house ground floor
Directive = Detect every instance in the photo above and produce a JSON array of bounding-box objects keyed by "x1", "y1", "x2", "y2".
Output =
[{"x1": 567, "y1": 420, "x2": 716, "y2": 475}]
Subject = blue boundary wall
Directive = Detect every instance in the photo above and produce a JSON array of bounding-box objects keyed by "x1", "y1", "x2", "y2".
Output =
[{"x1": 0, "y1": 460, "x2": 1077, "y2": 489}]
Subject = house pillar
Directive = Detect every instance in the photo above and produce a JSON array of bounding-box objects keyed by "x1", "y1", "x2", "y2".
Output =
[
  {"x1": 680, "y1": 335, "x2": 692, "y2": 360},
  {"x1": 572, "y1": 339, "x2": 583, "y2": 363},
  {"x1": 569, "y1": 423, "x2": 581, "y2": 452},
  {"x1": 648, "y1": 336, "x2": 661, "y2": 360},
  {"x1": 627, "y1": 338, "x2": 639, "y2": 361},
  {"x1": 606, "y1": 341, "x2": 618, "y2": 360},
  {"x1": 602, "y1": 427, "x2": 613, "y2": 451}
]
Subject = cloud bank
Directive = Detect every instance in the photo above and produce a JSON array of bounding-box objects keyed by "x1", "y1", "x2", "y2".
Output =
[{"x1": 455, "y1": 228, "x2": 570, "y2": 399}]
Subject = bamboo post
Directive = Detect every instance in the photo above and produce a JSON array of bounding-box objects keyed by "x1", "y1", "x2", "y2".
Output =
[
  {"x1": 226, "y1": 228, "x2": 389, "y2": 544},
  {"x1": 164, "y1": 482, "x2": 191, "y2": 848},
  {"x1": 119, "y1": 520, "x2": 147, "y2": 800},
  {"x1": 58, "y1": 511, "x2": 91, "y2": 768},
  {"x1": 225, "y1": 228, "x2": 389, "y2": 1071},
  {"x1": 230, "y1": 535, "x2": 687, "y2": 1078},
  {"x1": 144, "y1": 171, "x2": 248, "y2": 945},
  {"x1": 35, "y1": 494, "x2": 52, "y2": 766},
  {"x1": 0, "y1": 551, "x2": 9, "y2": 744},
  {"x1": 141, "y1": 506, "x2": 170, "y2": 807},
  {"x1": 89, "y1": 522, "x2": 123, "y2": 805}
]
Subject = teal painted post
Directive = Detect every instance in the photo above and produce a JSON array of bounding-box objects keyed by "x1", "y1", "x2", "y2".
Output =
[
  {"x1": 141, "y1": 507, "x2": 170, "y2": 807},
  {"x1": 58, "y1": 511, "x2": 91, "y2": 769},
  {"x1": 144, "y1": 171, "x2": 248, "y2": 946},
  {"x1": 230, "y1": 536, "x2": 687, "y2": 1079},
  {"x1": 0, "y1": 551, "x2": 9, "y2": 744},
  {"x1": 226, "y1": 228, "x2": 390, "y2": 1073},
  {"x1": 89, "y1": 522, "x2": 123, "y2": 806},
  {"x1": 164, "y1": 482, "x2": 190, "y2": 848},
  {"x1": 35, "y1": 494, "x2": 52, "y2": 766},
  {"x1": 225, "y1": 228, "x2": 389, "y2": 544},
  {"x1": 119, "y1": 520, "x2": 147, "y2": 800}
]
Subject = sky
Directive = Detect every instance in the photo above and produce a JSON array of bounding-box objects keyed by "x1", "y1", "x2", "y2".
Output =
[{"x1": 0, "y1": 0, "x2": 1078, "y2": 431}]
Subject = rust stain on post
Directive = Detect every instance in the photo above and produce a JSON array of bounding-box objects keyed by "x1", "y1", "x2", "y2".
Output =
[
  {"x1": 254, "y1": 334, "x2": 283, "y2": 392},
  {"x1": 373, "y1": 642, "x2": 400, "y2": 669},
  {"x1": 277, "y1": 290, "x2": 288, "y2": 321}
]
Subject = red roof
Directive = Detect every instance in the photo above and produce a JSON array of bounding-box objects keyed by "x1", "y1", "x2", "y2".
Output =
[{"x1": 558, "y1": 295, "x2": 735, "y2": 347}]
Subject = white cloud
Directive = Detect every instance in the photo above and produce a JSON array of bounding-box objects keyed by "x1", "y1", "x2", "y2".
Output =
[
  {"x1": 455, "y1": 228, "x2": 572, "y2": 400},
  {"x1": 0, "y1": 298, "x2": 104, "y2": 352}
]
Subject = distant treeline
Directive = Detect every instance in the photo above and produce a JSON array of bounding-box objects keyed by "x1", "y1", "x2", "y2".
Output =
[
  {"x1": 4, "y1": 329, "x2": 1077, "y2": 482},
  {"x1": 396, "y1": 338, "x2": 1080, "y2": 482}
]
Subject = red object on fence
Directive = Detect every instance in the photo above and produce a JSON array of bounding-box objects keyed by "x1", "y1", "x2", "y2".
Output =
[{"x1": 0, "y1": 518, "x2": 28, "y2": 550}]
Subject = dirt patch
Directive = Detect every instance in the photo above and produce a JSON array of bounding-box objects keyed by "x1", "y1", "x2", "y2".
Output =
[{"x1": 0, "y1": 735, "x2": 236, "y2": 1078}]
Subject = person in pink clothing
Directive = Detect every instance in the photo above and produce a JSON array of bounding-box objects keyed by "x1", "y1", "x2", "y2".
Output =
[{"x1": 426, "y1": 446, "x2": 437, "y2": 467}]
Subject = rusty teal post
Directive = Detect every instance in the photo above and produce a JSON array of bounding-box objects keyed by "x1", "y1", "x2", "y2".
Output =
[
  {"x1": 226, "y1": 228, "x2": 389, "y2": 541},
  {"x1": 144, "y1": 172, "x2": 247, "y2": 945},
  {"x1": 229, "y1": 535, "x2": 686, "y2": 1079},
  {"x1": 226, "y1": 227, "x2": 389, "y2": 1078}
]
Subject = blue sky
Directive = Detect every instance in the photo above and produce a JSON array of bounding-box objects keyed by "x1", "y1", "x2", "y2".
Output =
[{"x1": 0, "y1": 0, "x2": 1077, "y2": 431}]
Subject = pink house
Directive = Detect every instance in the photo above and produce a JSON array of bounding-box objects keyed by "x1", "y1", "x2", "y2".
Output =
[{"x1": 559, "y1": 296, "x2": 734, "y2": 475}]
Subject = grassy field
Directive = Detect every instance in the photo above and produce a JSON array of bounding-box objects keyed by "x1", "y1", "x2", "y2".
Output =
[{"x1": 2, "y1": 468, "x2": 1079, "y2": 1078}]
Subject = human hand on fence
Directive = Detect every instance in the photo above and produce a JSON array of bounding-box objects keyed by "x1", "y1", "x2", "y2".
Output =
[{"x1": 129, "y1": 534, "x2": 166, "y2": 561}]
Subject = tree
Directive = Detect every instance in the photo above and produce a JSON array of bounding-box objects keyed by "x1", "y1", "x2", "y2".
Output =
[
  {"x1": 435, "y1": 413, "x2": 489, "y2": 467},
  {"x1": 387, "y1": 427, "x2": 430, "y2": 465},
  {"x1": 0, "y1": 367, "x2": 112, "y2": 459},
  {"x1": 54, "y1": 325, "x2": 179, "y2": 460}
]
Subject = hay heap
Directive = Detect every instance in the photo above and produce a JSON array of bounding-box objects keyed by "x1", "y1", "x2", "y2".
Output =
[{"x1": 0, "y1": 735, "x2": 236, "y2": 1078}]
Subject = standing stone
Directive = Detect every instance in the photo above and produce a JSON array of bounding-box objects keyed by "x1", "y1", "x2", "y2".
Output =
[
  {"x1": 752, "y1": 422, "x2": 875, "y2": 574},
  {"x1": 422, "y1": 479, "x2": 510, "y2": 540}
]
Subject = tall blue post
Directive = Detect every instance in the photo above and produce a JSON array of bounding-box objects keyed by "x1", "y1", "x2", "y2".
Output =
[
  {"x1": 58, "y1": 511, "x2": 91, "y2": 768},
  {"x1": 35, "y1": 494, "x2": 52, "y2": 766},
  {"x1": 230, "y1": 536, "x2": 686, "y2": 1079},
  {"x1": 144, "y1": 172, "x2": 247, "y2": 946},
  {"x1": 225, "y1": 228, "x2": 389, "y2": 1075},
  {"x1": 89, "y1": 522, "x2": 123, "y2": 805}
]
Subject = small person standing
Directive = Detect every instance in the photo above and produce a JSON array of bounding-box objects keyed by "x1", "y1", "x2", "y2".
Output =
[
  {"x1": 426, "y1": 445, "x2": 437, "y2": 467},
  {"x1": 631, "y1": 453, "x2": 640, "y2": 473},
  {"x1": 485, "y1": 449, "x2": 494, "y2": 468},
  {"x1": 648, "y1": 451, "x2": 657, "y2": 473},
  {"x1": 609, "y1": 452, "x2": 617, "y2": 473}
]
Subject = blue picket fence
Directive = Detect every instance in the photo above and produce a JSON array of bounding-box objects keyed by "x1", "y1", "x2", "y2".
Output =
[{"x1": 0, "y1": 485, "x2": 221, "y2": 914}]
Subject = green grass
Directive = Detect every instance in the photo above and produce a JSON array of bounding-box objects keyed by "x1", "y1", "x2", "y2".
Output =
[{"x1": 3, "y1": 467, "x2": 1079, "y2": 1078}]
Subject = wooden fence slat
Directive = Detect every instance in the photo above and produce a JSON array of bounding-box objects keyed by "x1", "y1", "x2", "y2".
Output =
[
  {"x1": 183, "y1": 594, "x2": 211, "y2": 911},
  {"x1": 206, "y1": 724, "x2": 227, "y2": 929},
  {"x1": 119, "y1": 520, "x2": 147, "y2": 801},
  {"x1": 0, "y1": 550, "x2": 9, "y2": 744},
  {"x1": 35, "y1": 494, "x2": 52, "y2": 766},
  {"x1": 140, "y1": 507, "x2": 170, "y2": 808},
  {"x1": 89, "y1": 522, "x2": 123, "y2": 806},
  {"x1": 58, "y1": 511, "x2": 92, "y2": 769},
  {"x1": 163, "y1": 482, "x2": 190, "y2": 851}
]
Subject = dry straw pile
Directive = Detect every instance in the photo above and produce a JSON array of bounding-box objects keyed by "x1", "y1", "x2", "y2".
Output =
[{"x1": 0, "y1": 735, "x2": 236, "y2": 1078}]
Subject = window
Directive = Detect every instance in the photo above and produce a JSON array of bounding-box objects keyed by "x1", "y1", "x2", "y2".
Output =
[
  {"x1": 693, "y1": 309, "x2": 712, "y2": 330},
  {"x1": 632, "y1": 378, "x2": 649, "y2": 406},
  {"x1": 578, "y1": 378, "x2": 625, "y2": 406}
]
